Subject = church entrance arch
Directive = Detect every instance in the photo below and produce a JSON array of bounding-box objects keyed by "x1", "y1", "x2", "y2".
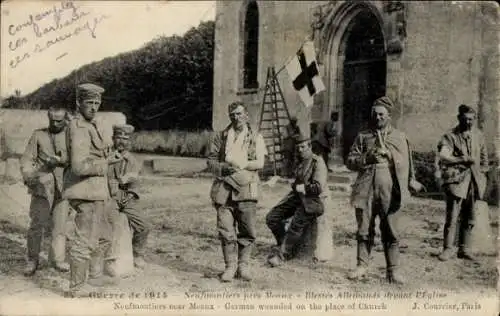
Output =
[{"x1": 325, "y1": 3, "x2": 387, "y2": 163}]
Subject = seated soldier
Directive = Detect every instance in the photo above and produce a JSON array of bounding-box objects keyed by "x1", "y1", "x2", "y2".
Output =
[
  {"x1": 266, "y1": 134, "x2": 331, "y2": 266},
  {"x1": 107, "y1": 124, "x2": 151, "y2": 269}
]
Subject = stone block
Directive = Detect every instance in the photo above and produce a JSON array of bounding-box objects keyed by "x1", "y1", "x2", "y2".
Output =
[
  {"x1": 5, "y1": 158, "x2": 22, "y2": 183},
  {"x1": 294, "y1": 199, "x2": 335, "y2": 261},
  {"x1": 107, "y1": 212, "x2": 135, "y2": 277},
  {"x1": 470, "y1": 201, "x2": 496, "y2": 256}
]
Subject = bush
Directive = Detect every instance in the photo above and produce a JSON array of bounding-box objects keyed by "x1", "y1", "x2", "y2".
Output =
[
  {"x1": 412, "y1": 151, "x2": 441, "y2": 195},
  {"x1": 131, "y1": 130, "x2": 212, "y2": 158}
]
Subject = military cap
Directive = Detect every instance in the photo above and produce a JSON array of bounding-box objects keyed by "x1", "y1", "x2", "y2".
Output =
[
  {"x1": 372, "y1": 96, "x2": 394, "y2": 112},
  {"x1": 295, "y1": 133, "x2": 311, "y2": 144},
  {"x1": 228, "y1": 101, "x2": 247, "y2": 114},
  {"x1": 458, "y1": 104, "x2": 476, "y2": 115},
  {"x1": 112, "y1": 124, "x2": 135, "y2": 138},
  {"x1": 76, "y1": 83, "x2": 105, "y2": 101}
]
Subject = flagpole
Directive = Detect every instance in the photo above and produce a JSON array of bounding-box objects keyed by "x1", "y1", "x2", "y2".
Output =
[{"x1": 274, "y1": 36, "x2": 312, "y2": 77}]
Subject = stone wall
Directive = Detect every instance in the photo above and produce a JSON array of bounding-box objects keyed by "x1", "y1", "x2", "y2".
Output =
[
  {"x1": 213, "y1": 1, "x2": 498, "y2": 155},
  {"x1": 0, "y1": 109, "x2": 126, "y2": 183},
  {"x1": 400, "y1": 1, "x2": 499, "y2": 154}
]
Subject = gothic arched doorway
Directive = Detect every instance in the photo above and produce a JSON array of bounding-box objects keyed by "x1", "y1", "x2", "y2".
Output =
[
  {"x1": 325, "y1": 3, "x2": 387, "y2": 164},
  {"x1": 341, "y1": 10, "x2": 387, "y2": 161}
]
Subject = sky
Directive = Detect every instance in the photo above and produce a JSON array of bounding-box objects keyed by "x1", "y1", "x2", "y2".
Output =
[{"x1": 0, "y1": 0, "x2": 216, "y2": 97}]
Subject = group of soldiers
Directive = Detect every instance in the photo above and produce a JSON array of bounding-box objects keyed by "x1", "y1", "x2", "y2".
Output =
[
  {"x1": 207, "y1": 96, "x2": 489, "y2": 284},
  {"x1": 20, "y1": 83, "x2": 151, "y2": 297},
  {"x1": 20, "y1": 82, "x2": 489, "y2": 295}
]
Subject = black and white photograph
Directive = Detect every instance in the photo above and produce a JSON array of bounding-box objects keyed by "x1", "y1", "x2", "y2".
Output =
[{"x1": 0, "y1": 1, "x2": 499, "y2": 315}]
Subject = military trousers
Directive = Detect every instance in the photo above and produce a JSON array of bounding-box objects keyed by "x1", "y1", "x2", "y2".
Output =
[
  {"x1": 266, "y1": 193, "x2": 316, "y2": 259},
  {"x1": 119, "y1": 200, "x2": 151, "y2": 257},
  {"x1": 216, "y1": 199, "x2": 257, "y2": 247},
  {"x1": 27, "y1": 196, "x2": 51, "y2": 261},
  {"x1": 355, "y1": 165, "x2": 401, "y2": 266},
  {"x1": 68, "y1": 200, "x2": 112, "y2": 263},
  {"x1": 443, "y1": 183, "x2": 476, "y2": 252}
]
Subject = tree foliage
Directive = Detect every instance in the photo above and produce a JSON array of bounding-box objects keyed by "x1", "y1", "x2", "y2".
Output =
[{"x1": 3, "y1": 21, "x2": 215, "y2": 131}]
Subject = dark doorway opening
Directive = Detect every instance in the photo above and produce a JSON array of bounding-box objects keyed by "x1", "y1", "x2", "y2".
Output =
[{"x1": 342, "y1": 10, "x2": 387, "y2": 162}]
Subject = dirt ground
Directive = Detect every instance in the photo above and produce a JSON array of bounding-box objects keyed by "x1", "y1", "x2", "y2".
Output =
[{"x1": 0, "y1": 157, "x2": 498, "y2": 305}]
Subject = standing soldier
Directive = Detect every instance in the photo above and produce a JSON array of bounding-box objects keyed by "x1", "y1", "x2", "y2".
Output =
[
  {"x1": 283, "y1": 116, "x2": 301, "y2": 178},
  {"x1": 63, "y1": 83, "x2": 121, "y2": 297},
  {"x1": 312, "y1": 112, "x2": 338, "y2": 172},
  {"x1": 346, "y1": 96, "x2": 423, "y2": 284},
  {"x1": 106, "y1": 124, "x2": 150, "y2": 269},
  {"x1": 266, "y1": 134, "x2": 332, "y2": 266},
  {"x1": 437, "y1": 105, "x2": 489, "y2": 261},
  {"x1": 206, "y1": 101, "x2": 267, "y2": 282},
  {"x1": 20, "y1": 107, "x2": 70, "y2": 276}
]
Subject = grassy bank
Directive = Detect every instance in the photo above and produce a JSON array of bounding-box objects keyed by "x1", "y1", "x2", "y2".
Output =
[{"x1": 131, "y1": 130, "x2": 212, "y2": 158}]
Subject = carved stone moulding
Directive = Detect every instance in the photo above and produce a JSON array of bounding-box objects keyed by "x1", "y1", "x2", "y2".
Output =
[
  {"x1": 309, "y1": 1, "x2": 408, "y2": 60},
  {"x1": 309, "y1": 1, "x2": 341, "y2": 64},
  {"x1": 383, "y1": 0, "x2": 407, "y2": 55}
]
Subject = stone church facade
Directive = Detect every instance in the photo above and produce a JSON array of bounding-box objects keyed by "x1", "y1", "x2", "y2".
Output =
[{"x1": 212, "y1": 1, "x2": 499, "y2": 160}]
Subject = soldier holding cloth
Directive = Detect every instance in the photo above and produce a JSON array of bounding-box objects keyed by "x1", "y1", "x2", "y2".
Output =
[{"x1": 207, "y1": 101, "x2": 267, "y2": 282}]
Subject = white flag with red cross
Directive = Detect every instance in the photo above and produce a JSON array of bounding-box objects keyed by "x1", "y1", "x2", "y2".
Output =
[{"x1": 285, "y1": 41, "x2": 326, "y2": 107}]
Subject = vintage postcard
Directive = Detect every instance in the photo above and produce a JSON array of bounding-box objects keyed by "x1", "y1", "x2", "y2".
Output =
[{"x1": 0, "y1": 1, "x2": 498, "y2": 315}]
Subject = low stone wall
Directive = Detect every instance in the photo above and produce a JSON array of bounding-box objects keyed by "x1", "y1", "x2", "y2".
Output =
[{"x1": 0, "y1": 110, "x2": 126, "y2": 184}]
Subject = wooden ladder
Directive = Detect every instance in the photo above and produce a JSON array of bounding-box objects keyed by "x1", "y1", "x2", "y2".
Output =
[{"x1": 258, "y1": 67, "x2": 292, "y2": 176}]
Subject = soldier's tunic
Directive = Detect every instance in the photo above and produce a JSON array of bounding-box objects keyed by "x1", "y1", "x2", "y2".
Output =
[
  {"x1": 107, "y1": 151, "x2": 150, "y2": 257},
  {"x1": 207, "y1": 124, "x2": 267, "y2": 246},
  {"x1": 63, "y1": 114, "x2": 111, "y2": 289},
  {"x1": 20, "y1": 127, "x2": 68, "y2": 262},
  {"x1": 266, "y1": 153, "x2": 332, "y2": 261},
  {"x1": 438, "y1": 126, "x2": 488, "y2": 252},
  {"x1": 346, "y1": 126, "x2": 417, "y2": 267}
]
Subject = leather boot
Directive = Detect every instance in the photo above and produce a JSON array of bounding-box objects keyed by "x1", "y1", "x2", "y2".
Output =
[
  {"x1": 457, "y1": 226, "x2": 475, "y2": 261},
  {"x1": 89, "y1": 251, "x2": 103, "y2": 279},
  {"x1": 237, "y1": 244, "x2": 253, "y2": 281},
  {"x1": 104, "y1": 259, "x2": 118, "y2": 277},
  {"x1": 65, "y1": 260, "x2": 92, "y2": 298},
  {"x1": 385, "y1": 242, "x2": 404, "y2": 284},
  {"x1": 438, "y1": 248, "x2": 454, "y2": 261},
  {"x1": 220, "y1": 242, "x2": 238, "y2": 282},
  {"x1": 347, "y1": 240, "x2": 369, "y2": 280},
  {"x1": 23, "y1": 259, "x2": 39, "y2": 277},
  {"x1": 88, "y1": 251, "x2": 118, "y2": 287}
]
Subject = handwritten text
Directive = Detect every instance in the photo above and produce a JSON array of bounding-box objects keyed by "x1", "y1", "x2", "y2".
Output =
[{"x1": 7, "y1": 0, "x2": 111, "y2": 69}]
